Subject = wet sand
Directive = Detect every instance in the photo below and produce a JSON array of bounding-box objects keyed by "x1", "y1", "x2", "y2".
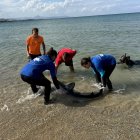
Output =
[{"x1": 0, "y1": 81, "x2": 140, "y2": 140}]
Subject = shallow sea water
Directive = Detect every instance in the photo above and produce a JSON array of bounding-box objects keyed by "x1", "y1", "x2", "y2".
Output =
[{"x1": 0, "y1": 13, "x2": 140, "y2": 139}]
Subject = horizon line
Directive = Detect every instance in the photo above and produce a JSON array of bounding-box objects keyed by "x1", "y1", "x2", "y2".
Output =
[{"x1": 0, "y1": 11, "x2": 140, "y2": 22}]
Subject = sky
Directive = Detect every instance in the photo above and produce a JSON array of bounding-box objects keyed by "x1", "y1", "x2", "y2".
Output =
[{"x1": 0, "y1": 0, "x2": 140, "y2": 19}]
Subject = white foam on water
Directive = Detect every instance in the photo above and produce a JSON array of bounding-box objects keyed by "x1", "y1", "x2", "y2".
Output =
[
  {"x1": 1, "y1": 104, "x2": 9, "y2": 112},
  {"x1": 16, "y1": 88, "x2": 41, "y2": 104},
  {"x1": 91, "y1": 83, "x2": 105, "y2": 89},
  {"x1": 26, "y1": 87, "x2": 30, "y2": 95},
  {"x1": 91, "y1": 82, "x2": 126, "y2": 93},
  {"x1": 16, "y1": 94, "x2": 40, "y2": 104},
  {"x1": 81, "y1": 76, "x2": 85, "y2": 81},
  {"x1": 113, "y1": 88, "x2": 125, "y2": 94}
]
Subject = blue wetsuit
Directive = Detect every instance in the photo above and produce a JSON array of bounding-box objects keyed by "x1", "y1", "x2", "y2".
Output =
[
  {"x1": 20, "y1": 55, "x2": 59, "y2": 103},
  {"x1": 20, "y1": 55, "x2": 56, "y2": 80},
  {"x1": 90, "y1": 54, "x2": 116, "y2": 89}
]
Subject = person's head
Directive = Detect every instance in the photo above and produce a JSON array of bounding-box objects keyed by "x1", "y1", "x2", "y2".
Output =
[
  {"x1": 81, "y1": 57, "x2": 91, "y2": 69},
  {"x1": 32, "y1": 28, "x2": 39, "y2": 38},
  {"x1": 46, "y1": 47, "x2": 57, "y2": 61},
  {"x1": 62, "y1": 52, "x2": 70, "y2": 62},
  {"x1": 119, "y1": 53, "x2": 130, "y2": 63}
]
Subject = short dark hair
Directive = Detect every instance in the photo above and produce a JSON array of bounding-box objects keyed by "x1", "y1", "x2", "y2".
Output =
[
  {"x1": 81, "y1": 57, "x2": 90, "y2": 66},
  {"x1": 47, "y1": 47, "x2": 57, "y2": 58},
  {"x1": 63, "y1": 52, "x2": 69, "y2": 60},
  {"x1": 32, "y1": 28, "x2": 39, "y2": 33}
]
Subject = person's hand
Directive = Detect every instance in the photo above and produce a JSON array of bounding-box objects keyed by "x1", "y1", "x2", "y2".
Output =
[
  {"x1": 94, "y1": 83, "x2": 105, "y2": 89},
  {"x1": 27, "y1": 54, "x2": 30, "y2": 59}
]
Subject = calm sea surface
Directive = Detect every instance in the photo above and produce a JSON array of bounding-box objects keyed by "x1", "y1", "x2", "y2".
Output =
[{"x1": 0, "y1": 13, "x2": 140, "y2": 140}]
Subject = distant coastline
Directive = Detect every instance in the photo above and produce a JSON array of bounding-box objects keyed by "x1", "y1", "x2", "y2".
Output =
[
  {"x1": 0, "y1": 11, "x2": 140, "y2": 23},
  {"x1": 0, "y1": 18, "x2": 14, "y2": 22},
  {"x1": 0, "y1": 18, "x2": 40, "y2": 23},
  {"x1": 0, "y1": 16, "x2": 69, "y2": 23}
]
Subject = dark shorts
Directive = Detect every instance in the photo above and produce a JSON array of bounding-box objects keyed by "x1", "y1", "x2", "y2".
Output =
[
  {"x1": 65, "y1": 60, "x2": 73, "y2": 66},
  {"x1": 29, "y1": 54, "x2": 41, "y2": 60}
]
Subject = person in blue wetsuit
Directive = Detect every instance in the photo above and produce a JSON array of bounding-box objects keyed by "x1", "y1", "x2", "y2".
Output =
[
  {"x1": 20, "y1": 47, "x2": 60, "y2": 105},
  {"x1": 81, "y1": 54, "x2": 116, "y2": 91}
]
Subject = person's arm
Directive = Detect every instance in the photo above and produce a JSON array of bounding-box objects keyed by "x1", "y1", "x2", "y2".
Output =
[
  {"x1": 49, "y1": 63, "x2": 60, "y2": 89},
  {"x1": 55, "y1": 64, "x2": 59, "y2": 73},
  {"x1": 94, "y1": 73, "x2": 101, "y2": 83},
  {"x1": 95, "y1": 66, "x2": 106, "y2": 87},
  {"x1": 55, "y1": 56, "x2": 62, "y2": 72},
  {"x1": 52, "y1": 76, "x2": 60, "y2": 89},
  {"x1": 101, "y1": 74, "x2": 106, "y2": 88},
  {"x1": 26, "y1": 36, "x2": 30, "y2": 59},
  {"x1": 26, "y1": 44, "x2": 30, "y2": 59},
  {"x1": 42, "y1": 41, "x2": 46, "y2": 55}
]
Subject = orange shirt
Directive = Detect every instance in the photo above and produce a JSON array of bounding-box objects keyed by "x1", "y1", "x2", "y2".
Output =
[{"x1": 26, "y1": 35, "x2": 44, "y2": 55}]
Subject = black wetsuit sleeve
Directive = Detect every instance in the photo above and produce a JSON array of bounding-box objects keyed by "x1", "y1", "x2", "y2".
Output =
[
  {"x1": 52, "y1": 76, "x2": 60, "y2": 89},
  {"x1": 94, "y1": 73, "x2": 101, "y2": 83}
]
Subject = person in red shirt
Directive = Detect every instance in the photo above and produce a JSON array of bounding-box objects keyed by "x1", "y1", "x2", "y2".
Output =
[
  {"x1": 55, "y1": 48, "x2": 77, "y2": 72},
  {"x1": 26, "y1": 28, "x2": 46, "y2": 60}
]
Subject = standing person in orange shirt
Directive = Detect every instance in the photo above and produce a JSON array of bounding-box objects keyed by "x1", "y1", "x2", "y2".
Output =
[
  {"x1": 26, "y1": 28, "x2": 46, "y2": 60},
  {"x1": 55, "y1": 48, "x2": 77, "y2": 72}
]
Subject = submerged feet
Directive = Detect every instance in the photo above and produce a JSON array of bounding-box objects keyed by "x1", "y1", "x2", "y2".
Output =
[
  {"x1": 44, "y1": 99, "x2": 55, "y2": 105},
  {"x1": 108, "y1": 88, "x2": 113, "y2": 92},
  {"x1": 32, "y1": 86, "x2": 40, "y2": 94}
]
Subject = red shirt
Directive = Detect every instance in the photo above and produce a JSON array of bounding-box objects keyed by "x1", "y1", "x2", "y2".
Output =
[{"x1": 55, "y1": 48, "x2": 76, "y2": 66}]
